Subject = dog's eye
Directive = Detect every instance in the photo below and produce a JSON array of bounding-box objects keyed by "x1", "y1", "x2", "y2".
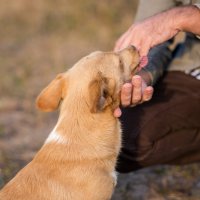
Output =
[
  {"x1": 119, "y1": 58, "x2": 124, "y2": 72},
  {"x1": 103, "y1": 89, "x2": 109, "y2": 98}
]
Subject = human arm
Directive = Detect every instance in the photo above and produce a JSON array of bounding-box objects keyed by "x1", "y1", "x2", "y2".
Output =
[
  {"x1": 114, "y1": 5, "x2": 200, "y2": 117},
  {"x1": 114, "y1": 5, "x2": 200, "y2": 57}
]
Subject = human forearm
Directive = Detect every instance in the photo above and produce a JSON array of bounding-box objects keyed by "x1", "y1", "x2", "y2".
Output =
[
  {"x1": 173, "y1": 5, "x2": 200, "y2": 36},
  {"x1": 115, "y1": 5, "x2": 200, "y2": 57}
]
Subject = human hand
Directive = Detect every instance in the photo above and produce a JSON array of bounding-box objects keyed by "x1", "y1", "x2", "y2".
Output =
[
  {"x1": 114, "y1": 8, "x2": 180, "y2": 58},
  {"x1": 114, "y1": 75, "x2": 153, "y2": 118}
]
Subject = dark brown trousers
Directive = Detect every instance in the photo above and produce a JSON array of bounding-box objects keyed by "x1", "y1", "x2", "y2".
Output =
[{"x1": 117, "y1": 71, "x2": 200, "y2": 173}]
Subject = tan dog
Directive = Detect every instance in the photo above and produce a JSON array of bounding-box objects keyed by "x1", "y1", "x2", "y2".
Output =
[{"x1": 0, "y1": 46, "x2": 139, "y2": 200}]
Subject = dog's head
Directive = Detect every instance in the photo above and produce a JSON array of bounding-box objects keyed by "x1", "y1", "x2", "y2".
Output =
[{"x1": 36, "y1": 46, "x2": 139, "y2": 113}]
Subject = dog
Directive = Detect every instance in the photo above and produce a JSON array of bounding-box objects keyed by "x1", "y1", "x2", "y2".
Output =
[{"x1": 0, "y1": 46, "x2": 139, "y2": 200}]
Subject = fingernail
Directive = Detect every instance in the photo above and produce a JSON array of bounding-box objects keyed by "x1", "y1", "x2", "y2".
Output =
[
  {"x1": 147, "y1": 87, "x2": 153, "y2": 92},
  {"x1": 132, "y1": 76, "x2": 141, "y2": 85},
  {"x1": 114, "y1": 107, "x2": 122, "y2": 118},
  {"x1": 123, "y1": 83, "x2": 132, "y2": 91},
  {"x1": 132, "y1": 75, "x2": 141, "y2": 79}
]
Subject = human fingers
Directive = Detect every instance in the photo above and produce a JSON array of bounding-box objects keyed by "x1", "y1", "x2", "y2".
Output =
[
  {"x1": 142, "y1": 86, "x2": 154, "y2": 102},
  {"x1": 120, "y1": 83, "x2": 132, "y2": 107},
  {"x1": 138, "y1": 43, "x2": 151, "y2": 58},
  {"x1": 117, "y1": 32, "x2": 150, "y2": 58},
  {"x1": 113, "y1": 107, "x2": 122, "y2": 118},
  {"x1": 114, "y1": 31, "x2": 128, "y2": 51},
  {"x1": 131, "y1": 75, "x2": 142, "y2": 105},
  {"x1": 114, "y1": 30, "x2": 132, "y2": 51}
]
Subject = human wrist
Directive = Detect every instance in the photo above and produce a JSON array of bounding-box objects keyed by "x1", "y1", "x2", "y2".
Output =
[
  {"x1": 159, "y1": 7, "x2": 182, "y2": 34},
  {"x1": 173, "y1": 5, "x2": 200, "y2": 33}
]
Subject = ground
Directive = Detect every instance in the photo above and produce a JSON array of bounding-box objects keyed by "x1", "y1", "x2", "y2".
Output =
[{"x1": 0, "y1": 0, "x2": 200, "y2": 199}]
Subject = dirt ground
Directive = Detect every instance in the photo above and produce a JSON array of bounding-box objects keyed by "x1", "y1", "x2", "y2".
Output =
[{"x1": 0, "y1": 1, "x2": 200, "y2": 199}]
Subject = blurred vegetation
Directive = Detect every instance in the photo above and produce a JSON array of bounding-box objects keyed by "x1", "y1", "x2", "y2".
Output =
[{"x1": 0, "y1": 0, "x2": 137, "y2": 100}]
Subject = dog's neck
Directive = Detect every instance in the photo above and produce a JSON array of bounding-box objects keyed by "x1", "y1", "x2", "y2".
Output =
[{"x1": 34, "y1": 94, "x2": 121, "y2": 165}]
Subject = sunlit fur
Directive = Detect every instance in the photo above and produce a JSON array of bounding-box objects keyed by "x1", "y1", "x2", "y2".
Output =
[{"x1": 0, "y1": 46, "x2": 139, "y2": 200}]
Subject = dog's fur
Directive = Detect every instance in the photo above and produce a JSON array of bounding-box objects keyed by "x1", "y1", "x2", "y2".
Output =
[{"x1": 0, "y1": 46, "x2": 139, "y2": 200}]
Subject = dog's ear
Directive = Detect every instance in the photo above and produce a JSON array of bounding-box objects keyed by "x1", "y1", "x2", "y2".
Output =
[
  {"x1": 89, "y1": 72, "x2": 116, "y2": 113},
  {"x1": 36, "y1": 74, "x2": 67, "y2": 112}
]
